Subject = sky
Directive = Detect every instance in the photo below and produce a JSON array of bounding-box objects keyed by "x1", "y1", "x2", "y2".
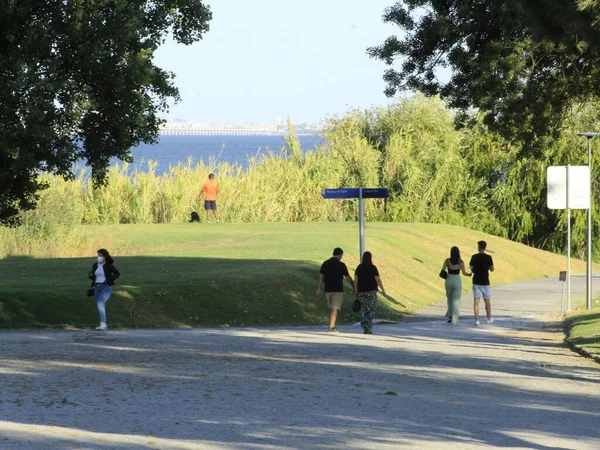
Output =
[{"x1": 154, "y1": 0, "x2": 401, "y2": 124}]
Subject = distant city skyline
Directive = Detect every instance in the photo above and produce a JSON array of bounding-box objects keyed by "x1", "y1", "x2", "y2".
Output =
[
  {"x1": 166, "y1": 118, "x2": 320, "y2": 125},
  {"x1": 154, "y1": 0, "x2": 400, "y2": 124},
  {"x1": 160, "y1": 119, "x2": 321, "y2": 136}
]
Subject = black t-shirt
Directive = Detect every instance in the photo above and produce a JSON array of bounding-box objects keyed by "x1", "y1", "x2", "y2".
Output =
[
  {"x1": 469, "y1": 253, "x2": 494, "y2": 285},
  {"x1": 355, "y1": 264, "x2": 380, "y2": 292},
  {"x1": 320, "y1": 257, "x2": 350, "y2": 292}
]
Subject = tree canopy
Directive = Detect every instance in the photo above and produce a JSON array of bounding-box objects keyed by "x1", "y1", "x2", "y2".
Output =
[
  {"x1": 368, "y1": 1, "x2": 600, "y2": 152},
  {"x1": 0, "y1": 0, "x2": 211, "y2": 225}
]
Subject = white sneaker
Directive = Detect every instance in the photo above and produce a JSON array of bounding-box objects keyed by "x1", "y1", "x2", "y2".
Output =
[
  {"x1": 474, "y1": 320, "x2": 480, "y2": 327},
  {"x1": 95, "y1": 322, "x2": 108, "y2": 331},
  {"x1": 487, "y1": 318, "x2": 494, "y2": 324}
]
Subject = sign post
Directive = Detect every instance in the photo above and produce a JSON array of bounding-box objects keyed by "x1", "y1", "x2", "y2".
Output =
[
  {"x1": 577, "y1": 132, "x2": 600, "y2": 310},
  {"x1": 559, "y1": 271, "x2": 567, "y2": 314},
  {"x1": 322, "y1": 187, "x2": 390, "y2": 262},
  {"x1": 567, "y1": 165, "x2": 571, "y2": 312},
  {"x1": 547, "y1": 165, "x2": 590, "y2": 311},
  {"x1": 359, "y1": 187, "x2": 365, "y2": 259}
]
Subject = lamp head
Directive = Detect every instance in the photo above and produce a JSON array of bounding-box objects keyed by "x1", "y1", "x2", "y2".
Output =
[{"x1": 577, "y1": 132, "x2": 600, "y2": 137}]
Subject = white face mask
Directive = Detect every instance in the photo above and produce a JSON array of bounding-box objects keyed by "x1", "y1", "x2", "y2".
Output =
[{"x1": 97, "y1": 256, "x2": 105, "y2": 264}]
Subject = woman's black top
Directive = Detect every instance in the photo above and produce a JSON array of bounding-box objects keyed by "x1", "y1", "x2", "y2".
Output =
[
  {"x1": 448, "y1": 259, "x2": 461, "y2": 275},
  {"x1": 355, "y1": 264, "x2": 380, "y2": 292}
]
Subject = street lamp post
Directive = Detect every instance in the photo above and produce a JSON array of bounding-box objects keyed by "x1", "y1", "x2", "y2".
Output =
[{"x1": 577, "y1": 132, "x2": 600, "y2": 310}]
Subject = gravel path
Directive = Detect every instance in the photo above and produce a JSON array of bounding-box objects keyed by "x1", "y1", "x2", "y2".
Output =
[{"x1": 1, "y1": 275, "x2": 599, "y2": 449}]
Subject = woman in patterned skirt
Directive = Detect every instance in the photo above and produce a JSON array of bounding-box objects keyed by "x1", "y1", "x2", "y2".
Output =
[{"x1": 354, "y1": 251, "x2": 386, "y2": 334}]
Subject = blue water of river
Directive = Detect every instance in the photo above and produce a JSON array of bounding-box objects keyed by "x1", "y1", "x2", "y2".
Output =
[{"x1": 105, "y1": 135, "x2": 323, "y2": 175}]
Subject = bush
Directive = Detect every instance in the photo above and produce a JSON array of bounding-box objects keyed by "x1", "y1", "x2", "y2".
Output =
[{"x1": 4, "y1": 94, "x2": 600, "y2": 259}]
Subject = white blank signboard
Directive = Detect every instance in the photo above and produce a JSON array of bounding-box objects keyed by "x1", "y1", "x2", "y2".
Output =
[{"x1": 547, "y1": 166, "x2": 590, "y2": 209}]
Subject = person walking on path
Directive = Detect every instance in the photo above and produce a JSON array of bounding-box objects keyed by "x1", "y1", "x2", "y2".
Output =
[
  {"x1": 88, "y1": 248, "x2": 120, "y2": 331},
  {"x1": 316, "y1": 247, "x2": 355, "y2": 333},
  {"x1": 354, "y1": 251, "x2": 386, "y2": 334},
  {"x1": 441, "y1": 246, "x2": 471, "y2": 325},
  {"x1": 469, "y1": 240, "x2": 494, "y2": 326},
  {"x1": 198, "y1": 173, "x2": 220, "y2": 223}
]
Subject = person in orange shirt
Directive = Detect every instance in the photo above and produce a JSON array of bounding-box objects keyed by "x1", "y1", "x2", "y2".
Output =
[{"x1": 198, "y1": 173, "x2": 220, "y2": 223}]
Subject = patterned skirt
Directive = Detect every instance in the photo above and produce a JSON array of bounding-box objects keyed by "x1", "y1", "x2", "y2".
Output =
[{"x1": 358, "y1": 291, "x2": 378, "y2": 330}]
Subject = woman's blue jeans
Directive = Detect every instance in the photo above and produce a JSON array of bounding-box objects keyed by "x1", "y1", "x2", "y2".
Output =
[{"x1": 94, "y1": 284, "x2": 112, "y2": 324}]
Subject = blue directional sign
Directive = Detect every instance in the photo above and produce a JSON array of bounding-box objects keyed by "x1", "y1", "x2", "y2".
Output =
[
  {"x1": 322, "y1": 187, "x2": 390, "y2": 262},
  {"x1": 361, "y1": 188, "x2": 389, "y2": 199},
  {"x1": 321, "y1": 188, "x2": 389, "y2": 199},
  {"x1": 321, "y1": 188, "x2": 360, "y2": 199}
]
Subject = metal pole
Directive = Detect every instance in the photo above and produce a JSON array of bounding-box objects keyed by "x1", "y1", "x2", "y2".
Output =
[
  {"x1": 567, "y1": 165, "x2": 571, "y2": 312},
  {"x1": 577, "y1": 132, "x2": 599, "y2": 309},
  {"x1": 561, "y1": 280, "x2": 565, "y2": 315},
  {"x1": 568, "y1": 208, "x2": 571, "y2": 311},
  {"x1": 359, "y1": 187, "x2": 365, "y2": 262},
  {"x1": 587, "y1": 137, "x2": 593, "y2": 310}
]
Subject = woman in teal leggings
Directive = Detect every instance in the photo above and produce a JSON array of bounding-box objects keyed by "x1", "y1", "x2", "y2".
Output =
[{"x1": 441, "y1": 246, "x2": 472, "y2": 325}]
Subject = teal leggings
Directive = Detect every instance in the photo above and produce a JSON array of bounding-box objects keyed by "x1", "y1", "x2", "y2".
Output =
[{"x1": 445, "y1": 274, "x2": 462, "y2": 325}]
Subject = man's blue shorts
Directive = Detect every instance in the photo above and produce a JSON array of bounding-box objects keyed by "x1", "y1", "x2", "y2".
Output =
[{"x1": 204, "y1": 200, "x2": 217, "y2": 211}]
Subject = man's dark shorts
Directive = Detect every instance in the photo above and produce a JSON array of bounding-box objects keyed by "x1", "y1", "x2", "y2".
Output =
[{"x1": 204, "y1": 200, "x2": 217, "y2": 211}]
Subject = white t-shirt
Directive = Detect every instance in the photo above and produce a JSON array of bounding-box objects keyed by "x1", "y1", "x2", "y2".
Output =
[{"x1": 95, "y1": 264, "x2": 107, "y2": 284}]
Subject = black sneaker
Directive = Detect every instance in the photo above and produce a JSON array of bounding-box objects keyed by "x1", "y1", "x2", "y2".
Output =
[{"x1": 328, "y1": 327, "x2": 339, "y2": 333}]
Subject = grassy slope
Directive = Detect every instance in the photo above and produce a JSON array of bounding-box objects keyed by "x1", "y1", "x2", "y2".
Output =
[{"x1": 0, "y1": 222, "x2": 587, "y2": 329}]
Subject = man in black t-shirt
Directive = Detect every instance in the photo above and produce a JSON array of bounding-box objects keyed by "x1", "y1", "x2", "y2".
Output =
[
  {"x1": 316, "y1": 247, "x2": 355, "y2": 332},
  {"x1": 469, "y1": 240, "x2": 495, "y2": 327}
]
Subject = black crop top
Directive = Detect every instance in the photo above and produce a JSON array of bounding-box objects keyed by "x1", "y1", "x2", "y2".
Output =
[{"x1": 447, "y1": 260, "x2": 461, "y2": 275}]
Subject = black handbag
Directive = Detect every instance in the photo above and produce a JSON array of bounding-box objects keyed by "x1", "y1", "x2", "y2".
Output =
[
  {"x1": 439, "y1": 269, "x2": 448, "y2": 280},
  {"x1": 87, "y1": 288, "x2": 95, "y2": 297},
  {"x1": 352, "y1": 298, "x2": 361, "y2": 312}
]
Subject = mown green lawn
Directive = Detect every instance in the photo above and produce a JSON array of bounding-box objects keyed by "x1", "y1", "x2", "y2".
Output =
[
  {"x1": 565, "y1": 307, "x2": 600, "y2": 359},
  {"x1": 0, "y1": 222, "x2": 588, "y2": 329}
]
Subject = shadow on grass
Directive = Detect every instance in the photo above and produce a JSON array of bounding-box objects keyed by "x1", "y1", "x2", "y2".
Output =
[
  {"x1": 568, "y1": 311, "x2": 600, "y2": 328},
  {"x1": 0, "y1": 256, "x2": 406, "y2": 329},
  {"x1": 565, "y1": 311, "x2": 600, "y2": 357}
]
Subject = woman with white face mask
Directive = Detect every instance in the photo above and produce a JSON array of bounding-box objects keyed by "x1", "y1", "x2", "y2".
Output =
[{"x1": 88, "y1": 248, "x2": 120, "y2": 330}]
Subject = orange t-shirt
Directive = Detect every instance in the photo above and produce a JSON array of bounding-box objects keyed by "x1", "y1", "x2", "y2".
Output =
[{"x1": 202, "y1": 180, "x2": 219, "y2": 201}]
